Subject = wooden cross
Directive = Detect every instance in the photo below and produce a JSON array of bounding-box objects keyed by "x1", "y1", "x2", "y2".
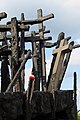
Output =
[
  {"x1": 0, "y1": 10, "x2": 53, "y2": 92},
  {"x1": 48, "y1": 38, "x2": 73, "y2": 92},
  {"x1": 7, "y1": 12, "x2": 54, "y2": 25},
  {"x1": 20, "y1": 13, "x2": 25, "y2": 91},
  {"x1": 37, "y1": 9, "x2": 46, "y2": 91},
  {"x1": 31, "y1": 31, "x2": 40, "y2": 90},
  {"x1": 52, "y1": 39, "x2": 72, "y2": 74},
  {"x1": 57, "y1": 41, "x2": 74, "y2": 89}
]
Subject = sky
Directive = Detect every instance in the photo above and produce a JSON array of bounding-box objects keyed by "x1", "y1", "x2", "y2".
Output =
[{"x1": 0, "y1": 0, "x2": 80, "y2": 109}]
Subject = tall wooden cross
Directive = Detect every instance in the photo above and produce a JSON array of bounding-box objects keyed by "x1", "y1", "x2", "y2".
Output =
[
  {"x1": 20, "y1": 13, "x2": 25, "y2": 91},
  {"x1": 57, "y1": 41, "x2": 74, "y2": 89},
  {"x1": 37, "y1": 9, "x2": 46, "y2": 91},
  {"x1": 31, "y1": 31, "x2": 40, "y2": 90},
  {"x1": 48, "y1": 38, "x2": 73, "y2": 92}
]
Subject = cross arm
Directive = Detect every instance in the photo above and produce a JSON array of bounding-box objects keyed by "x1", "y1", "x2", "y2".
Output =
[
  {"x1": 24, "y1": 36, "x2": 52, "y2": 42},
  {"x1": 0, "y1": 33, "x2": 52, "y2": 42},
  {"x1": 26, "y1": 30, "x2": 50, "y2": 37},
  {"x1": 73, "y1": 44, "x2": 80, "y2": 49},
  {"x1": 43, "y1": 36, "x2": 71, "y2": 48},
  {"x1": 0, "y1": 12, "x2": 7, "y2": 20},
  {"x1": 7, "y1": 14, "x2": 54, "y2": 25},
  {"x1": 0, "y1": 25, "x2": 11, "y2": 32}
]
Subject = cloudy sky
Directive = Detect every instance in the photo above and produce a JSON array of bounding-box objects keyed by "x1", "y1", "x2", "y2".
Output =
[{"x1": 0, "y1": 0, "x2": 80, "y2": 109}]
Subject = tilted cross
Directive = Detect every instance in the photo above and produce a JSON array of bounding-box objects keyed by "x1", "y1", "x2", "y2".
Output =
[{"x1": 48, "y1": 38, "x2": 73, "y2": 92}]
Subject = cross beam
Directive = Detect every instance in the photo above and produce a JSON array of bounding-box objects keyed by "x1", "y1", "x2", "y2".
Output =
[
  {"x1": 0, "y1": 24, "x2": 29, "y2": 32},
  {"x1": 47, "y1": 32, "x2": 65, "y2": 91},
  {"x1": 7, "y1": 13, "x2": 54, "y2": 25},
  {"x1": 0, "y1": 12, "x2": 7, "y2": 20},
  {"x1": 31, "y1": 31, "x2": 40, "y2": 90},
  {"x1": 20, "y1": 13, "x2": 25, "y2": 91},
  {"x1": 0, "y1": 32, "x2": 52, "y2": 42},
  {"x1": 52, "y1": 39, "x2": 73, "y2": 75}
]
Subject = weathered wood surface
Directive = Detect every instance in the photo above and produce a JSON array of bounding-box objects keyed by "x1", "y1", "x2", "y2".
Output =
[
  {"x1": 31, "y1": 31, "x2": 40, "y2": 90},
  {"x1": 11, "y1": 17, "x2": 19, "y2": 92},
  {"x1": 37, "y1": 9, "x2": 46, "y2": 91},
  {"x1": 20, "y1": 13, "x2": 25, "y2": 91},
  {"x1": 0, "y1": 45, "x2": 11, "y2": 56},
  {"x1": 0, "y1": 12, "x2": 7, "y2": 20},
  {"x1": 1, "y1": 33, "x2": 10, "y2": 92},
  {"x1": 0, "y1": 10, "x2": 78, "y2": 120},
  {"x1": 1, "y1": 58, "x2": 10, "y2": 92},
  {"x1": 47, "y1": 33, "x2": 74, "y2": 92},
  {"x1": 0, "y1": 24, "x2": 29, "y2": 32},
  {"x1": 73, "y1": 72, "x2": 77, "y2": 120},
  {"x1": 0, "y1": 34, "x2": 52, "y2": 42},
  {"x1": 7, "y1": 13, "x2": 54, "y2": 25},
  {"x1": 6, "y1": 50, "x2": 31, "y2": 92}
]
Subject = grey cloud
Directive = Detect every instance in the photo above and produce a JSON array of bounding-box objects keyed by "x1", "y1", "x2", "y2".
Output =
[{"x1": 0, "y1": 0, "x2": 80, "y2": 42}]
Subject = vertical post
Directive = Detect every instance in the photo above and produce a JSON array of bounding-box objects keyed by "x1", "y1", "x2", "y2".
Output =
[
  {"x1": 1, "y1": 32, "x2": 10, "y2": 92},
  {"x1": 6, "y1": 50, "x2": 31, "y2": 93},
  {"x1": 27, "y1": 75, "x2": 35, "y2": 102},
  {"x1": 11, "y1": 17, "x2": 19, "y2": 91},
  {"x1": 37, "y1": 9, "x2": 46, "y2": 91},
  {"x1": 74, "y1": 72, "x2": 77, "y2": 120},
  {"x1": 20, "y1": 13, "x2": 25, "y2": 91},
  {"x1": 31, "y1": 31, "x2": 40, "y2": 90}
]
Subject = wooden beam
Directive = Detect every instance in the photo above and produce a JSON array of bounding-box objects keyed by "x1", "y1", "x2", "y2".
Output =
[
  {"x1": 1, "y1": 32, "x2": 10, "y2": 92},
  {"x1": 27, "y1": 30, "x2": 50, "y2": 36},
  {"x1": 37, "y1": 9, "x2": 46, "y2": 91},
  {"x1": 36, "y1": 36, "x2": 71, "y2": 48},
  {"x1": 0, "y1": 12, "x2": 7, "y2": 20},
  {"x1": 7, "y1": 13, "x2": 54, "y2": 25},
  {"x1": 73, "y1": 72, "x2": 77, "y2": 120},
  {"x1": 5, "y1": 50, "x2": 31, "y2": 92},
  {"x1": 0, "y1": 25, "x2": 11, "y2": 32},
  {"x1": 0, "y1": 33, "x2": 52, "y2": 42},
  {"x1": 0, "y1": 24, "x2": 29, "y2": 32},
  {"x1": 47, "y1": 33, "x2": 73, "y2": 92},
  {"x1": 31, "y1": 31, "x2": 40, "y2": 90},
  {"x1": 25, "y1": 36, "x2": 52, "y2": 42},
  {"x1": 20, "y1": 13, "x2": 25, "y2": 91},
  {"x1": 11, "y1": 17, "x2": 19, "y2": 92}
]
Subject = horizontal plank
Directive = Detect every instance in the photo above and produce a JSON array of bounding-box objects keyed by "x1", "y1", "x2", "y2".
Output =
[
  {"x1": 24, "y1": 36, "x2": 52, "y2": 42},
  {"x1": 0, "y1": 12, "x2": 7, "y2": 20},
  {"x1": 7, "y1": 13, "x2": 54, "y2": 25},
  {"x1": 0, "y1": 34, "x2": 52, "y2": 42},
  {"x1": 0, "y1": 25, "x2": 11, "y2": 32}
]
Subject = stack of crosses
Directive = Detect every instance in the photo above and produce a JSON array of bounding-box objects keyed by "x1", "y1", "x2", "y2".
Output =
[
  {"x1": 0, "y1": 9, "x2": 53, "y2": 93},
  {"x1": 0, "y1": 9, "x2": 79, "y2": 96}
]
